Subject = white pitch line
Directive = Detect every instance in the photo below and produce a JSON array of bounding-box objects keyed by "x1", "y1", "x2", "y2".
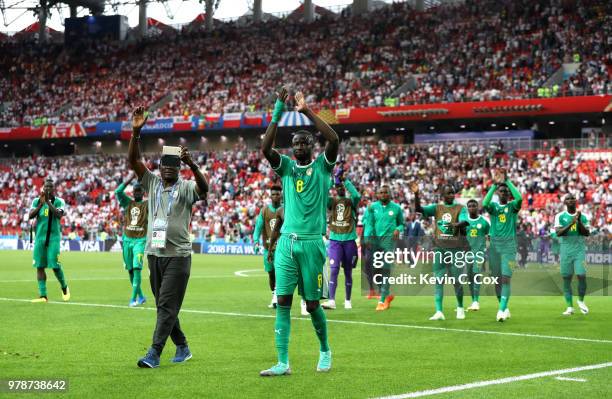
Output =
[
  {"x1": 0, "y1": 297, "x2": 611, "y2": 345},
  {"x1": 374, "y1": 362, "x2": 611, "y2": 399},
  {"x1": 0, "y1": 274, "x2": 265, "y2": 283},
  {"x1": 555, "y1": 376, "x2": 587, "y2": 382}
]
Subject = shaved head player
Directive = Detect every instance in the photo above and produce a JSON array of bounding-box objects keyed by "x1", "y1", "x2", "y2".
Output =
[{"x1": 260, "y1": 87, "x2": 339, "y2": 376}]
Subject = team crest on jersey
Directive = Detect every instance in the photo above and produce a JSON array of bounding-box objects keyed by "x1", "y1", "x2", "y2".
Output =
[
  {"x1": 477, "y1": 224, "x2": 482, "y2": 229},
  {"x1": 388, "y1": 211, "x2": 394, "y2": 216},
  {"x1": 504, "y1": 208, "x2": 508, "y2": 213},
  {"x1": 306, "y1": 168, "x2": 313, "y2": 176}
]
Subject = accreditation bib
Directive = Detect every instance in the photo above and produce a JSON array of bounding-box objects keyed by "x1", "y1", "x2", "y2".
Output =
[{"x1": 151, "y1": 219, "x2": 168, "y2": 249}]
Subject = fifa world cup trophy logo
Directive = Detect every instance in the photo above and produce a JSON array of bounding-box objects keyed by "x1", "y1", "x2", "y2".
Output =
[
  {"x1": 269, "y1": 218, "x2": 277, "y2": 231},
  {"x1": 336, "y1": 203, "x2": 345, "y2": 222},
  {"x1": 437, "y1": 212, "x2": 452, "y2": 235},
  {"x1": 130, "y1": 207, "x2": 141, "y2": 226}
]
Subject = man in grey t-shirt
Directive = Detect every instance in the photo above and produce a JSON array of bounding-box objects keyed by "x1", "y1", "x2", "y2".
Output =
[{"x1": 128, "y1": 106, "x2": 208, "y2": 368}]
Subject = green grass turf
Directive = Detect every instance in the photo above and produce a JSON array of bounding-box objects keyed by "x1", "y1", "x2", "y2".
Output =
[{"x1": 0, "y1": 250, "x2": 610, "y2": 398}]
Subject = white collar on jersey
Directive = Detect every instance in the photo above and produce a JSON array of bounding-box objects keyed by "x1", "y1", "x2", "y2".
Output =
[{"x1": 294, "y1": 159, "x2": 314, "y2": 168}]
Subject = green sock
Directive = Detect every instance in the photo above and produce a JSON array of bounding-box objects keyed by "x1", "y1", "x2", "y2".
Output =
[
  {"x1": 379, "y1": 281, "x2": 390, "y2": 303},
  {"x1": 275, "y1": 305, "x2": 291, "y2": 364},
  {"x1": 563, "y1": 276, "x2": 573, "y2": 307},
  {"x1": 53, "y1": 267, "x2": 67, "y2": 290},
  {"x1": 310, "y1": 305, "x2": 329, "y2": 352},
  {"x1": 499, "y1": 283, "x2": 510, "y2": 311},
  {"x1": 455, "y1": 285, "x2": 464, "y2": 308},
  {"x1": 577, "y1": 276, "x2": 586, "y2": 301},
  {"x1": 131, "y1": 269, "x2": 142, "y2": 302},
  {"x1": 472, "y1": 273, "x2": 480, "y2": 302},
  {"x1": 434, "y1": 283, "x2": 443, "y2": 312},
  {"x1": 379, "y1": 292, "x2": 387, "y2": 303},
  {"x1": 37, "y1": 279, "x2": 47, "y2": 297}
]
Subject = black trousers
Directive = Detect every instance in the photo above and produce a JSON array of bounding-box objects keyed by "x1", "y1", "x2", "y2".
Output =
[{"x1": 147, "y1": 255, "x2": 191, "y2": 354}]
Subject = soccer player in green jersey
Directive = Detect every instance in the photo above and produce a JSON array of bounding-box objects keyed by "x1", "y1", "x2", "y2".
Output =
[
  {"x1": 412, "y1": 182, "x2": 468, "y2": 320},
  {"x1": 259, "y1": 87, "x2": 339, "y2": 377},
  {"x1": 253, "y1": 185, "x2": 283, "y2": 308},
  {"x1": 465, "y1": 199, "x2": 490, "y2": 311},
  {"x1": 482, "y1": 169, "x2": 522, "y2": 322},
  {"x1": 363, "y1": 185, "x2": 404, "y2": 311},
  {"x1": 554, "y1": 193, "x2": 590, "y2": 316},
  {"x1": 29, "y1": 178, "x2": 70, "y2": 303},
  {"x1": 115, "y1": 172, "x2": 148, "y2": 307}
]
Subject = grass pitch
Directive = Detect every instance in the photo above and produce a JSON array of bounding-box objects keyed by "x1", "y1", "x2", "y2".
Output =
[{"x1": 0, "y1": 250, "x2": 610, "y2": 398}]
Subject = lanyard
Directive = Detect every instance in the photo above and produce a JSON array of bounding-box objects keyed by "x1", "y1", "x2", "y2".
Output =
[{"x1": 154, "y1": 182, "x2": 178, "y2": 218}]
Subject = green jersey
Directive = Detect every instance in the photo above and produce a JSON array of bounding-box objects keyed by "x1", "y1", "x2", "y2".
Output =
[
  {"x1": 31, "y1": 197, "x2": 65, "y2": 242},
  {"x1": 466, "y1": 215, "x2": 490, "y2": 253},
  {"x1": 363, "y1": 201, "x2": 404, "y2": 237},
  {"x1": 273, "y1": 153, "x2": 334, "y2": 236},
  {"x1": 554, "y1": 211, "x2": 589, "y2": 255},
  {"x1": 485, "y1": 202, "x2": 520, "y2": 249},
  {"x1": 483, "y1": 181, "x2": 522, "y2": 248}
]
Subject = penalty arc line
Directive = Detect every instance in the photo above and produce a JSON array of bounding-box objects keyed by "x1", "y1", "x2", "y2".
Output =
[
  {"x1": 373, "y1": 362, "x2": 611, "y2": 398},
  {"x1": 0, "y1": 297, "x2": 611, "y2": 345},
  {"x1": 234, "y1": 269, "x2": 265, "y2": 277}
]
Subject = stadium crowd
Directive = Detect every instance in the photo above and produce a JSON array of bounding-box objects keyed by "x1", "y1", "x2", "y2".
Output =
[
  {"x1": 0, "y1": 141, "x2": 610, "y2": 244},
  {"x1": 1, "y1": 0, "x2": 610, "y2": 127}
]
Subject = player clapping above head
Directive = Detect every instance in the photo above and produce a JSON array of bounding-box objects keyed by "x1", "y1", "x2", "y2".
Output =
[
  {"x1": 322, "y1": 171, "x2": 361, "y2": 311},
  {"x1": 114, "y1": 172, "x2": 148, "y2": 307},
  {"x1": 482, "y1": 169, "x2": 522, "y2": 322},
  {"x1": 259, "y1": 87, "x2": 339, "y2": 377}
]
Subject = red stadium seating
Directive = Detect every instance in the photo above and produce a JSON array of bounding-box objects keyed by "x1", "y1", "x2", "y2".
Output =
[{"x1": 0, "y1": 0, "x2": 610, "y2": 127}]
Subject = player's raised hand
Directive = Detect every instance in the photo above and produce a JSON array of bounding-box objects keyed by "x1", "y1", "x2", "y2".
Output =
[
  {"x1": 294, "y1": 91, "x2": 309, "y2": 113},
  {"x1": 493, "y1": 168, "x2": 506, "y2": 184},
  {"x1": 39, "y1": 190, "x2": 46, "y2": 203},
  {"x1": 276, "y1": 86, "x2": 289, "y2": 103},
  {"x1": 180, "y1": 145, "x2": 195, "y2": 167},
  {"x1": 409, "y1": 181, "x2": 419, "y2": 194},
  {"x1": 132, "y1": 106, "x2": 148, "y2": 132}
]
